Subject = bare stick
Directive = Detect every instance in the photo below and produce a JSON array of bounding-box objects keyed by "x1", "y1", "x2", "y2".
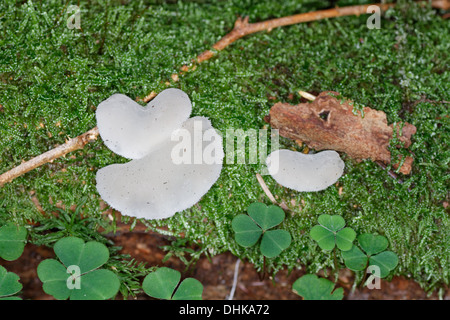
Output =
[
  {"x1": 0, "y1": 127, "x2": 99, "y2": 187},
  {"x1": 255, "y1": 173, "x2": 289, "y2": 211},
  {"x1": 255, "y1": 173, "x2": 277, "y2": 205},
  {"x1": 195, "y1": 3, "x2": 395, "y2": 65},
  {"x1": 298, "y1": 90, "x2": 316, "y2": 101}
]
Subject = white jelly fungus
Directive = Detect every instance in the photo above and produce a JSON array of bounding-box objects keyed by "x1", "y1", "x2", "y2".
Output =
[
  {"x1": 95, "y1": 90, "x2": 223, "y2": 220},
  {"x1": 96, "y1": 88, "x2": 192, "y2": 159},
  {"x1": 266, "y1": 149, "x2": 344, "y2": 192}
]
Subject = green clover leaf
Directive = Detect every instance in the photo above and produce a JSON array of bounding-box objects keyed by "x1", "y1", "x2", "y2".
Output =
[
  {"x1": 259, "y1": 229, "x2": 292, "y2": 258},
  {"x1": 37, "y1": 237, "x2": 120, "y2": 300},
  {"x1": 142, "y1": 267, "x2": 203, "y2": 300},
  {"x1": 0, "y1": 266, "x2": 22, "y2": 300},
  {"x1": 232, "y1": 202, "x2": 291, "y2": 258},
  {"x1": 0, "y1": 223, "x2": 27, "y2": 261},
  {"x1": 232, "y1": 214, "x2": 262, "y2": 247},
  {"x1": 310, "y1": 214, "x2": 356, "y2": 251},
  {"x1": 342, "y1": 233, "x2": 399, "y2": 278},
  {"x1": 247, "y1": 202, "x2": 285, "y2": 230},
  {"x1": 292, "y1": 274, "x2": 343, "y2": 300}
]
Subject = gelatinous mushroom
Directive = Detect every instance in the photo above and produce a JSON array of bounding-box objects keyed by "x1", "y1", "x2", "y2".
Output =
[
  {"x1": 95, "y1": 89, "x2": 223, "y2": 219},
  {"x1": 96, "y1": 88, "x2": 192, "y2": 159},
  {"x1": 266, "y1": 149, "x2": 344, "y2": 192}
]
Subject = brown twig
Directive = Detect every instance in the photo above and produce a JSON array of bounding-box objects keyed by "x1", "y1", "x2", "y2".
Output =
[
  {"x1": 1, "y1": 1, "x2": 446, "y2": 185},
  {"x1": 255, "y1": 173, "x2": 290, "y2": 211},
  {"x1": 195, "y1": 3, "x2": 397, "y2": 65},
  {"x1": 0, "y1": 127, "x2": 99, "y2": 187},
  {"x1": 188, "y1": 0, "x2": 449, "y2": 66}
]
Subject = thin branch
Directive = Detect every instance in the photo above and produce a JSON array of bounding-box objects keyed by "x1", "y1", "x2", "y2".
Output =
[
  {"x1": 255, "y1": 173, "x2": 277, "y2": 205},
  {"x1": 0, "y1": 127, "x2": 99, "y2": 187},
  {"x1": 255, "y1": 173, "x2": 289, "y2": 211},
  {"x1": 195, "y1": 3, "x2": 394, "y2": 65},
  {"x1": 298, "y1": 90, "x2": 316, "y2": 101},
  {"x1": 191, "y1": 0, "x2": 450, "y2": 66}
]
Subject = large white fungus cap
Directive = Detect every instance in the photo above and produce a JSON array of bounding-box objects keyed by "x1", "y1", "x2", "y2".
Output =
[
  {"x1": 96, "y1": 116, "x2": 224, "y2": 220},
  {"x1": 96, "y1": 88, "x2": 192, "y2": 159},
  {"x1": 266, "y1": 149, "x2": 344, "y2": 192}
]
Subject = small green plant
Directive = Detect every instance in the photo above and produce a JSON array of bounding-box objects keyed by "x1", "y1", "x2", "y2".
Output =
[
  {"x1": 0, "y1": 222, "x2": 27, "y2": 261},
  {"x1": 142, "y1": 267, "x2": 203, "y2": 300},
  {"x1": 0, "y1": 223, "x2": 27, "y2": 300},
  {"x1": 310, "y1": 214, "x2": 356, "y2": 251},
  {"x1": 342, "y1": 233, "x2": 399, "y2": 278},
  {"x1": 0, "y1": 266, "x2": 22, "y2": 300},
  {"x1": 232, "y1": 202, "x2": 291, "y2": 258},
  {"x1": 37, "y1": 236, "x2": 120, "y2": 300},
  {"x1": 292, "y1": 274, "x2": 343, "y2": 300}
]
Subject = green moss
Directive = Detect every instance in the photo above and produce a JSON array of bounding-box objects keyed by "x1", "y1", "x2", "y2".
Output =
[{"x1": 0, "y1": 0, "x2": 448, "y2": 295}]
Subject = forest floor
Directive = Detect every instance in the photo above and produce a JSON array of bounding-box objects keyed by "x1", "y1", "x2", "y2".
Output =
[{"x1": 2, "y1": 224, "x2": 448, "y2": 300}]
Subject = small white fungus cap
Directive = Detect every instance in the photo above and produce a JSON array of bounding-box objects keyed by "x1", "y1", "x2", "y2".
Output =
[
  {"x1": 266, "y1": 149, "x2": 344, "y2": 192},
  {"x1": 96, "y1": 88, "x2": 192, "y2": 159},
  {"x1": 96, "y1": 116, "x2": 224, "y2": 220}
]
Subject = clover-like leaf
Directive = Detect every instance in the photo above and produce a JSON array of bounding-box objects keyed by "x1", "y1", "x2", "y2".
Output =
[
  {"x1": 0, "y1": 266, "x2": 22, "y2": 300},
  {"x1": 292, "y1": 274, "x2": 343, "y2": 300},
  {"x1": 232, "y1": 214, "x2": 262, "y2": 247},
  {"x1": 260, "y1": 229, "x2": 292, "y2": 258},
  {"x1": 342, "y1": 233, "x2": 399, "y2": 279},
  {"x1": 37, "y1": 237, "x2": 120, "y2": 300},
  {"x1": 142, "y1": 267, "x2": 203, "y2": 300},
  {"x1": 318, "y1": 214, "x2": 345, "y2": 232},
  {"x1": 310, "y1": 214, "x2": 355, "y2": 251},
  {"x1": 232, "y1": 202, "x2": 291, "y2": 258},
  {"x1": 171, "y1": 277, "x2": 203, "y2": 300},
  {"x1": 358, "y1": 233, "x2": 388, "y2": 256},
  {"x1": 247, "y1": 202, "x2": 285, "y2": 231},
  {"x1": 341, "y1": 245, "x2": 368, "y2": 271},
  {"x1": 0, "y1": 223, "x2": 27, "y2": 261},
  {"x1": 53, "y1": 237, "x2": 109, "y2": 274},
  {"x1": 369, "y1": 251, "x2": 399, "y2": 278}
]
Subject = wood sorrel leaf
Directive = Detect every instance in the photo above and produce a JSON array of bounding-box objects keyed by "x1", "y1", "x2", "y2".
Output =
[
  {"x1": 247, "y1": 202, "x2": 285, "y2": 231},
  {"x1": 37, "y1": 237, "x2": 119, "y2": 300},
  {"x1": 142, "y1": 267, "x2": 180, "y2": 300},
  {"x1": 232, "y1": 214, "x2": 263, "y2": 247},
  {"x1": 369, "y1": 251, "x2": 399, "y2": 278},
  {"x1": 310, "y1": 214, "x2": 355, "y2": 251},
  {"x1": 0, "y1": 223, "x2": 27, "y2": 261},
  {"x1": 142, "y1": 267, "x2": 203, "y2": 300},
  {"x1": 335, "y1": 227, "x2": 356, "y2": 251},
  {"x1": 260, "y1": 229, "x2": 291, "y2": 258},
  {"x1": 318, "y1": 214, "x2": 345, "y2": 232},
  {"x1": 0, "y1": 266, "x2": 22, "y2": 300},
  {"x1": 292, "y1": 274, "x2": 343, "y2": 300},
  {"x1": 341, "y1": 245, "x2": 368, "y2": 271},
  {"x1": 357, "y1": 233, "x2": 389, "y2": 256}
]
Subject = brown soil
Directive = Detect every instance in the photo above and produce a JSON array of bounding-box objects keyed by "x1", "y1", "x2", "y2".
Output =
[{"x1": 1, "y1": 225, "x2": 448, "y2": 300}]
